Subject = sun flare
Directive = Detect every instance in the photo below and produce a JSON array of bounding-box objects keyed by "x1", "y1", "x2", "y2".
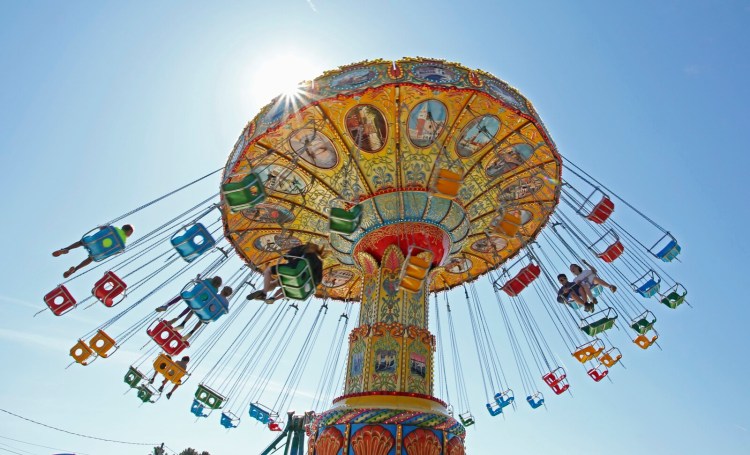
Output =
[{"x1": 249, "y1": 53, "x2": 320, "y2": 102}]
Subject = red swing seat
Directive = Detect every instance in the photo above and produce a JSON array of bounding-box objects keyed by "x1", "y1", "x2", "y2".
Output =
[
  {"x1": 501, "y1": 264, "x2": 541, "y2": 297},
  {"x1": 147, "y1": 320, "x2": 190, "y2": 356},
  {"x1": 597, "y1": 240, "x2": 624, "y2": 263},
  {"x1": 44, "y1": 285, "x2": 77, "y2": 316},
  {"x1": 587, "y1": 364, "x2": 609, "y2": 382},
  {"x1": 586, "y1": 196, "x2": 615, "y2": 224},
  {"x1": 92, "y1": 271, "x2": 127, "y2": 307}
]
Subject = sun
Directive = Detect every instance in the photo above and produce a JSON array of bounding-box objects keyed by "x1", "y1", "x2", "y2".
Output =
[{"x1": 249, "y1": 52, "x2": 321, "y2": 102}]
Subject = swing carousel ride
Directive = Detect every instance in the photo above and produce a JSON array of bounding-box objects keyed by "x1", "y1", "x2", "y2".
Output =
[{"x1": 42, "y1": 58, "x2": 688, "y2": 455}]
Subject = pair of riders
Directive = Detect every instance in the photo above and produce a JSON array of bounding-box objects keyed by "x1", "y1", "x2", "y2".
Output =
[
  {"x1": 155, "y1": 275, "x2": 233, "y2": 341},
  {"x1": 557, "y1": 260, "x2": 616, "y2": 313}
]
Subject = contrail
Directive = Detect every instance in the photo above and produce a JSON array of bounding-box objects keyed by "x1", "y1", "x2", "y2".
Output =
[{"x1": 306, "y1": 0, "x2": 317, "y2": 12}]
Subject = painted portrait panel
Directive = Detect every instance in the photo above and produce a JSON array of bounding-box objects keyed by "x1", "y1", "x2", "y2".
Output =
[
  {"x1": 288, "y1": 128, "x2": 339, "y2": 169},
  {"x1": 407, "y1": 100, "x2": 447, "y2": 148},
  {"x1": 345, "y1": 105, "x2": 388, "y2": 152},
  {"x1": 455, "y1": 115, "x2": 501, "y2": 157},
  {"x1": 485, "y1": 143, "x2": 535, "y2": 179},
  {"x1": 257, "y1": 163, "x2": 309, "y2": 195},
  {"x1": 471, "y1": 236, "x2": 508, "y2": 254}
]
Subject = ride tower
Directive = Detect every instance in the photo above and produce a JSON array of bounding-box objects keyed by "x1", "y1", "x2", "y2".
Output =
[{"x1": 220, "y1": 58, "x2": 563, "y2": 454}]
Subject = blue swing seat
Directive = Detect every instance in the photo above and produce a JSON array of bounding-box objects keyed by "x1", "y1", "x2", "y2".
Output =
[
  {"x1": 83, "y1": 226, "x2": 126, "y2": 262},
  {"x1": 171, "y1": 223, "x2": 215, "y2": 262},
  {"x1": 190, "y1": 399, "x2": 211, "y2": 418},
  {"x1": 632, "y1": 270, "x2": 661, "y2": 298},
  {"x1": 494, "y1": 390, "x2": 515, "y2": 410},
  {"x1": 486, "y1": 402, "x2": 503, "y2": 416},
  {"x1": 220, "y1": 411, "x2": 240, "y2": 429},
  {"x1": 526, "y1": 393, "x2": 545, "y2": 409},
  {"x1": 181, "y1": 280, "x2": 229, "y2": 322},
  {"x1": 249, "y1": 403, "x2": 276, "y2": 424}
]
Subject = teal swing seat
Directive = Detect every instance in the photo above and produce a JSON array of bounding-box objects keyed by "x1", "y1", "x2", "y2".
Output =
[
  {"x1": 277, "y1": 256, "x2": 315, "y2": 300},
  {"x1": 580, "y1": 308, "x2": 618, "y2": 336},
  {"x1": 222, "y1": 173, "x2": 266, "y2": 213},
  {"x1": 329, "y1": 199, "x2": 362, "y2": 235},
  {"x1": 660, "y1": 283, "x2": 688, "y2": 309},
  {"x1": 632, "y1": 270, "x2": 661, "y2": 298},
  {"x1": 651, "y1": 233, "x2": 681, "y2": 262}
]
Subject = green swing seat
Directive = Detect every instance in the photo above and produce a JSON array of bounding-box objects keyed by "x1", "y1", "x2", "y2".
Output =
[
  {"x1": 222, "y1": 173, "x2": 266, "y2": 212},
  {"x1": 124, "y1": 366, "x2": 146, "y2": 389},
  {"x1": 329, "y1": 204, "x2": 363, "y2": 235},
  {"x1": 661, "y1": 284, "x2": 687, "y2": 309},
  {"x1": 458, "y1": 412, "x2": 475, "y2": 427},
  {"x1": 136, "y1": 384, "x2": 159, "y2": 404},
  {"x1": 580, "y1": 308, "x2": 618, "y2": 336},
  {"x1": 630, "y1": 312, "x2": 657, "y2": 335},
  {"x1": 278, "y1": 257, "x2": 315, "y2": 300},
  {"x1": 194, "y1": 384, "x2": 226, "y2": 410}
]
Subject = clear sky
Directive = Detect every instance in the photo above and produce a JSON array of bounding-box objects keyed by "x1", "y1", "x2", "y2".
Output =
[{"x1": 1, "y1": 1, "x2": 749, "y2": 454}]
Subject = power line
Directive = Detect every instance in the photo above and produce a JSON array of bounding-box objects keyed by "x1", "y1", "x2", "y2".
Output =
[
  {"x1": 0, "y1": 434, "x2": 89, "y2": 455},
  {"x1": 0, "y1": 445, "x2": 30, "y2": 455},
  {"x1": 0, "y1": 408, "x2": 160, "y2": 447}
]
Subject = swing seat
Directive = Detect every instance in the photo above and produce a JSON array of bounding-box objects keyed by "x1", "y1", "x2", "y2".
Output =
[
  {"x1": 630, "y1": 312, "x2": 657, "y2": 335},
  {"x1": 432, "y1": 168, "x2": 463, "y2": 199},
  {"x1": 70, "y1": 339, "x2": 95, "y2": 366},
  {"x1": 220, "y1": 412, "x2": 240, "y2": 429},
  {"x1": 194, "y1": 384, "x2": 226, "y2": 410},
  {"x1": 486, "y1": 402, "x2": 503, "y2": 416},
  {"x1": 136, "y1": 384, "x2": 159, "y2": 404},
  {"x1": 636, "y1": 279, "x2": 660, "y2": 298},
  {"x1": 222, "y1": 173, "x2": 266, "y2": 212},
  {"x1": 655, "y1": 240, "x2": 681, "y2": 262},
  {"x1": 586, "y1": 196, "x2": 615, "y2": 224},
  {"x1": 597, "y1": 240, "x2": 624, "y2": 263},
  {"x1": 580, "y1": 309, "x2": 618, "y2": 337},
  {"x1": 329, "y1": 203, "x2": 363, "y2": 235},
  {"x1": 88, "y1": 329, "x2": 118, "y2": 358},
  {"x1": 399, "y1": 250, "x2": 432, "y2": 293},
  {"x1": 501, "y1": 264, "x2": 541, "y2": 297},
  {"x1": 660, "y1": 284, "x2": 687, "y2": 309},
  {"x1": 171, "y1": 223, "x2": 216, "y2": 263},
  {"x1": 82, "y1": 226, "x2": 126, "y2": 262},
  {"x1": 591, "y1": 284, "x2": 604, "y2": 297},
  {"x1": 277, "y1": 257, "x2": 315, "y2": 300},
  {"x1": 124, "y1": 366, "x2": 147, "y2": 389},
  {"x1": 599, "y1": 348, "x2": 622, "y2": 368},
  {"x1": 634, "y1": 331, "x2": 659, "y2": 350},
  {"x1": 249, "y1": 403, "x2": 276, "y2": 424},
  {"x1": 572, "y1": 339, "x2": 605, "y2": 364},
  {"x1": 526, "y1": 393, "x2": 545, "y2": 409},
  {"x1": 191, "y1": 399, "x2": 211, "y2": 418},
  {"x1": 494, "y1": 390, "x2": 515, "y2": 409},
  {"x1": 458, "y1": 412, "x2": 475, "y2": 427},
  {"x1": 92, "y1": 271, "x2": 127, "y2": 307},
  {"x1": 543, "y1": 368, "x2": 570, "y2": 395},
  {"x1": 153, "y1": 353, "x2": 189, "y2": 385},
  {"x1": 587, "y1": 365, "x2": 609, "y2": 382},
  {"x1": 268, "y1": 419, "x2": 283, "y2": 432},
  {"x1": 493, "y1": 211, "x2": 522, "y2": 237},
  {"x1": 181, "y1": 280, "x2": 229, "y2": 322},
  {"x1": 44, "y1": 285, "x2": 76, "y2": 316},
  {"x1": 147, "y1": 320, "x2": 190, "y2": 355}
]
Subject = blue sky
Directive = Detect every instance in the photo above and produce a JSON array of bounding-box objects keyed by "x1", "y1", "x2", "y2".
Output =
[{"x1": 0, "y1": 1, "x2": 749, "y2": 454}]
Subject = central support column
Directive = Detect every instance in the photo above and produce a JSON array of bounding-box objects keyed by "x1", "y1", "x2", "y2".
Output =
[{"x1": 309, "y1": 245, "x2": 466, "y2": 455}]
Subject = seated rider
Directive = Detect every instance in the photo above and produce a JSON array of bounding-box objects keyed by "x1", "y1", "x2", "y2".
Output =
[
  {"x1": 569, "y1": 260, "x2": 617, "y2": 305},
  {"x1": 177, "y1": 286, "x2": 233, "y2": 341},
  {"x1": 246, "y1": 242, "x2": 325, "y2": 304},
  {"x1": 154, "y1": 276, "x2": 223, "y2": 313},
  {"x1": 149, "y1": 355, "x2": 189, "y2": 399},
  {"x1": 53, "y1": 224, "x2": 134, "y2": 278},
  {"x1": 557, "y1": 274, "x2": 594, "y2": 313}
]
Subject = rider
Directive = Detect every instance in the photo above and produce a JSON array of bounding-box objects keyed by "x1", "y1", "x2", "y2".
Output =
[
  {"x1": 246, "y1": 242, "x2": 325, "y2": 304},
  {"x1": 53, "y1": 224, "x2": 134, "y2": 278}
]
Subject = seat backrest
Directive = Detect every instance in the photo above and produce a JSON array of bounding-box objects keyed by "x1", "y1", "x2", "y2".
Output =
[
  {"x1": 147, "y1": 320, "x2": 190, "y2": 355},
  {"x1": 70, "y1": 339, "x2": 95, "y2": 365},
  {"x1": 88, "y1": 329, "x2": 117, "y2": 358},
  {"x1": 83, "y1": 226, "x2": 125, "y2": 261},
  {"x1": 44, "y1": 285, "x2": 77, "y2": 316},
  {"x1": 527, "y1": 394, "x2": 545, "y2": 409},
  {"x1": 92, "y1": 271, "x2": 127, "y2": 307}
]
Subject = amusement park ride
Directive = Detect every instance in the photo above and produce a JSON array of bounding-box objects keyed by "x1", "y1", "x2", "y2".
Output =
[{"x1": 42, "y1": 58, "x2": 688, "y2": 455}]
